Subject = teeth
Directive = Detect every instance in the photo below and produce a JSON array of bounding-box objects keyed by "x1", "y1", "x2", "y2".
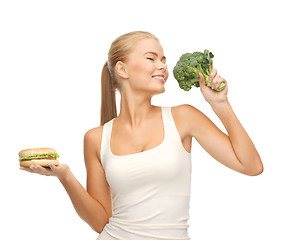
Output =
[{"x1": 153, "y1": 76, "x2": 165, "y2": 81}]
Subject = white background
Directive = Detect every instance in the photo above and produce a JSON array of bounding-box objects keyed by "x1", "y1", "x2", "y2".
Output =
[{"x1": 1, "y1": 0, "x2": 292, "y2": 239}]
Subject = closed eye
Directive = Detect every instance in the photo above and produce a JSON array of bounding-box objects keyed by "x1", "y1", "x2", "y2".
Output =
[{"x1": 147, "y1": 57, "x2": 167, "y2": 65}]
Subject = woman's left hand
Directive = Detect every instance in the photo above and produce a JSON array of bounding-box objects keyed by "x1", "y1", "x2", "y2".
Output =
[{"x1": 198, "y1": 59, "x2": 228, "y2": 106}]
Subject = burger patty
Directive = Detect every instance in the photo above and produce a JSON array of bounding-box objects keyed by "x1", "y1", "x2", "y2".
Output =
[{"x1": 21, "y1": 157, "x2": 57, "y2": 161}]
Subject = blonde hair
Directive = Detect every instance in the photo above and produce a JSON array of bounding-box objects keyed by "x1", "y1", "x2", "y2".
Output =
[{"x1": 100, "y1": 31, "x2": 159, "y2": 125}]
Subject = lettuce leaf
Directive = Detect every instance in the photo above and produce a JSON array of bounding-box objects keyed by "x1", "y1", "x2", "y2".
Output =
[{"x1": 19, "y1": 153, "x2": 60, "y2": 160}]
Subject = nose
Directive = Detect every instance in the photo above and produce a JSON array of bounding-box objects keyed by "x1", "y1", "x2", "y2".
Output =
[
  {"x1": 159, "y1": 62, "x2": 167, "y2": 71},
  {"x1": 159, "y1": 63, "x2": 168, "y2": 80}
]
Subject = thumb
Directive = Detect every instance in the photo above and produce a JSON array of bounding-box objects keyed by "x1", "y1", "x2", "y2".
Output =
[
  {"x1": 48, "y1": 163, "x2": 57, "y2": 172},
  {"x1": 199, "y1": 72, "x2": 206, "y2": 87}
]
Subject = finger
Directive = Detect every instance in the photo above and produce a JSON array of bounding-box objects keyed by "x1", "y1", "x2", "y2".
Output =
[
  {"x1": 209, "y1": 68, "x2": 217, "y2": 82},
  {"x1": 31, "y1": 165, "x2": 52, "y2": 176},
  {"x1": 212, "y1": 74, "x2": 221, "y2": 89},
  {"x1": 48, "y1": 163, "x2": 57, "y2": 173},
  {"x1": 199, "y1": 72, "x2": 206, "y2": 87},
  {"x1": 38, "y1": 165, "x2": 53, "y2": 176},
  {"x1": 215, "y1": 77, "x2": 226, "y2": 89},
  {"x1": 29, "y1": 165, "x2": 44, "y2": 174},
  {"x1": 20, "y1": 166, "x2": 35, "y2": 173}
]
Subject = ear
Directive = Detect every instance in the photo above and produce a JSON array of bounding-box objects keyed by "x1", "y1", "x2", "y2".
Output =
[{"x1": 115, "y1": 61, "x2": 128, "y2": 79}]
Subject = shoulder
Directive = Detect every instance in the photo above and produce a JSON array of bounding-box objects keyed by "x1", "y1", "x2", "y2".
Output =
[
  {"x1": 168, "y1": 104, "x2": 197, "y2": 137},
  {"x1": 170, "y1": 104, "x2": 201, "y2": 120},
  {"x1": 84, "y1": 125, "x2": 105, "y2": 162},
  {"x1": 170, "y1": 104, "x2": 211, "y2": 139},
  {"x1": 84, "y1": 126, "x2": 103, "y2": 141},
  {"x1": 170, "y1": 103, "x2": 196, "y2": 113}
]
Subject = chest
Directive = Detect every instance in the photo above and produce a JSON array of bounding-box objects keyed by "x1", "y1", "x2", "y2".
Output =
[{"x1": 110, "y1": 114, "x2": 191, "y2": 156}]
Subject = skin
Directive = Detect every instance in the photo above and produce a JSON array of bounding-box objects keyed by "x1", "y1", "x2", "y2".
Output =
[
  {"x1": 112, "y1": 38, "x2": 169, "y2": 130},
  {"x1": 20, "y1": 38, "x2": 263, "y2": 233}
]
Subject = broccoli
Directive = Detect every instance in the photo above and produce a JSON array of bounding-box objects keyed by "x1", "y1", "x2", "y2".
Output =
[{"x1": 173, "y1": 49, "x2": 226, "y2": 91}]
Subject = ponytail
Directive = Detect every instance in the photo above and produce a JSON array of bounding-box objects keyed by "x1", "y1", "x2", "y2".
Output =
[
  {"x1": 100, "y1": 61, "x2": 117, "y2": 126},
  {"x1": 100, "y1": 31, "x2": 159, "y2": 126}
]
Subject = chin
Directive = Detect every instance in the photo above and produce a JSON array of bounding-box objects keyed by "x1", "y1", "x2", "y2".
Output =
[{"x1": 151, "y1": 86, "x2": 165, "y2": 96}]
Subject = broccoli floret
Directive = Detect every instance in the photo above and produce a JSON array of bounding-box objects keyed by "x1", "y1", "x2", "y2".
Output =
[{"x1": 173, "y1": 49, "x2": 226, "y2": 91}]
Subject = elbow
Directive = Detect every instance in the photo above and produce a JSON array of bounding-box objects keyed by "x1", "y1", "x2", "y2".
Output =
[
  {"x1": 90, "y1": 225, "x2": 100, "y2": 234},
  {"x1": 246, "y1": 164, "x2": 264, "y2": 176},
  {"x1": 91, "y1": 224, "x2": 102, "y2": 234},
  {"x1": 91, "y1": 217, "x2": 110, "y2": 234},
  {"x1": 241, "y1": 156, "x2": 264, "y2": 176},
  {"x1": 257, "y1": 164, "x2": 264, "y2": 175}
]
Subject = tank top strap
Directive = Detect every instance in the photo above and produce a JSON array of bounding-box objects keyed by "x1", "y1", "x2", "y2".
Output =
[
  {"x1": 163, "y1": 106, "x2": 191, "y2": 156},
  {"x1": 100, "y1": 119, "x2": 114, "y2": 167},
  {"x1": 160, "y1": 105, "x2": 180, "y2": 145},
  {"x1": 100, "y1": 106, "x2": 189, "y2": 166},
  {"x1": 161, "y1": 106, "x2": 172, "y2": 140}
]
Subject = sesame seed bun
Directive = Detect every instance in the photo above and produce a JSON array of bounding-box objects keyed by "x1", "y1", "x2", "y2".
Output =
[
  {"x1": 19, "y1": 148, "x2": 57, "y2": 157},
  {"x1": 19, "y1": 148, "x2": 59, "y2": 167}
]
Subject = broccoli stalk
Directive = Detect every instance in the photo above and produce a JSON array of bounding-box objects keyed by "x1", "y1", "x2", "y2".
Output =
[
  {"x1": 173, "y1": 49, "x2": 226, "y2": 91},
  {"x1": 197, "y1": 63, "x2": 225, "y2": 90}
]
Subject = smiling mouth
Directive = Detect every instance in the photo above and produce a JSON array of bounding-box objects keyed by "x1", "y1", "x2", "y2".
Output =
[{"x1": 152, "y1": 76, "x2": 165, "y2": 83}]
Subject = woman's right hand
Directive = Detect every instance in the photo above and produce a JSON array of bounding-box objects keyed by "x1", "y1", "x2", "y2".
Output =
[{"x1": 20, "y1": 163, "x2": 70, "y2": 181}]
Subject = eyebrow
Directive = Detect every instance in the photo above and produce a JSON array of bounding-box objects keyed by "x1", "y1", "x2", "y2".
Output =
[{"x1": 144, "y1": 51, "x2": 166, "y2": 61}]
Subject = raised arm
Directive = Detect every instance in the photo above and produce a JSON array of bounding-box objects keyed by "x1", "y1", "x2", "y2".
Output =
[
  {"x1": 179, "y1": 103, "x2": 263, "y2": 176},
  {"x1": 178, "y1": 60, "x2": 263, "y2": 176}
]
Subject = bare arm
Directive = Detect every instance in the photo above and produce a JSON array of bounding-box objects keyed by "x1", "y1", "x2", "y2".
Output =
[
  {"x1": 179, "y1": 103, "x2": 263, "y2": 176},
  {"x1": 210, "y1": 101, "x2": 263, "y2": 175},
  {"x1": 185, "y1": 62, "x2": 263, "y2": 176},
  {"x1": 58, "y1": 166, "x2": 110, "y2": 233},
  {"x1": 20, "y1": 127, "x2": 112, "y2": 233}
]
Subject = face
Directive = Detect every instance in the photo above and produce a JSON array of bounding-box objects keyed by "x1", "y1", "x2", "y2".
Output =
[{"x1": 115, "y1": 38, "x2": 169, "y2": 95}]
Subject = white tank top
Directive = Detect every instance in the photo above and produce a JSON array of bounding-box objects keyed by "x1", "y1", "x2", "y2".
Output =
[{"x1": 97, "y1": 106, "x2": 192, "y2": 240}]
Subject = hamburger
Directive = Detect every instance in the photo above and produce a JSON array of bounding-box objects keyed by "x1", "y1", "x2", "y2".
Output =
[{"x1": 19, "y1": 148, "x2": 60, "y2": 167}]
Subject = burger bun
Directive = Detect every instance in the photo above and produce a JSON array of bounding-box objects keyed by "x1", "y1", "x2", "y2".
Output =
[
  {"x1": 19, "y1": 159, "x2": 59, "y2": 167},
  {"x1": 19, "y1": 147, "x2": 59, "y2": 167}
]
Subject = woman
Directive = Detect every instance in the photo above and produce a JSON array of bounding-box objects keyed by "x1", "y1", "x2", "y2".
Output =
[{"x1": 20, "y1": 31, "x2": 263, "y2": 239}]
